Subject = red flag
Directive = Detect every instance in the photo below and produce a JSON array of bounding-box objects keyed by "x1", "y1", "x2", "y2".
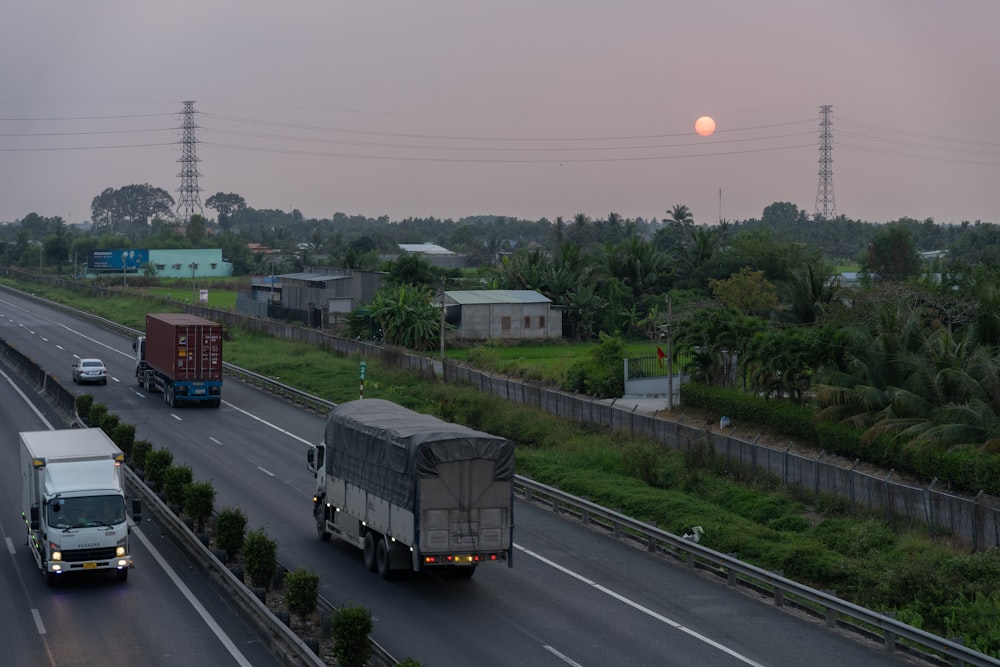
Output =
[{"x1": 656, "y1": 346, "x2": 665, "y2": 367}]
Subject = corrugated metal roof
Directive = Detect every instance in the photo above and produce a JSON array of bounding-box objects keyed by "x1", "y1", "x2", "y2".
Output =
[
  {"x1": 278, "y1": 272, "x2": 349, "y2": 283},
  {"x1": 399, "y1": 243, "x2": 454, "y2": 255},
  {"x1": 445, "y1": 290, "x2": 550, "y2": 305}
]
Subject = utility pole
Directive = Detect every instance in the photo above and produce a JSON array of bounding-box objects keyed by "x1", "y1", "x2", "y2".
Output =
[
  {"x1": 439, "y1": 278, "x2": 447, "y2": 363},
  {"x1": 666, "y1": 294, "x2": 674, "y2": 410}
]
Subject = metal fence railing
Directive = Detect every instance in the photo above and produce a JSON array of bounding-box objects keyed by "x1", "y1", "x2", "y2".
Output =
[{"x1": 625, "y1": 352, "x2": 694, "y2": 379}]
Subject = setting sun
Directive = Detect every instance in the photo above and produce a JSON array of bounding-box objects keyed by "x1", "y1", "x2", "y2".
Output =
[{"x1": 695, "y1": 115, "x2": 716, "y2": 136}]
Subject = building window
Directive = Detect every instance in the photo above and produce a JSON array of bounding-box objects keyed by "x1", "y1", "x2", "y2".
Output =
[
  {"x1": 210, "y1": 263, "x2": 217, "y2": 269},
  {"x1": 524, "y1": 316, "x2": 531, "y2": 329},
  {"x1": 156, "y1": 264, "x2": 166, "y2": 271},
  {"x1": 501, "y1": 316, "x2": 511, "y2": 331},
  {"x1": 538, "y1": 316, "x2": 546, "y2": 329},
  {"x1": 172, "y1": 263, "x2": 181, "y2": 270}
]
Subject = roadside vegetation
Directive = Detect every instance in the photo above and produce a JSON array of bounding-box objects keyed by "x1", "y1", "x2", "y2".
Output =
[{"x1": 5, "y1": 274, "x2": 1000, "y2": 658}]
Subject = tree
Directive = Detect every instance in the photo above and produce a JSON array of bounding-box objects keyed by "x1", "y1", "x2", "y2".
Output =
[
  {"x1": 331, "y1": 604, "x2": 373, "y2": 667},
  {"x1": 862, "y1": 223, "x2": 922, "y2": 282},
  {"x1": 675, "y1": 306, "x2": 763, "y2": 389},
  {"x1": 90, "y1": 184, "x2": 174, "y2": 238},
  {"x1": 761, "y1": 201, "x2": 807, "y2": 226},
  {"x1": 368, "y1": 285, "x2": 441, "y2": 351},
  {"x1": 205, "y1": 192, "x2": 247, "y2": 230},
  {"x1": 284, "y1": 567, "x2": 320, "y2": 620},
  {"x1": 709, "y1": 268, "x2": 779, "y2": 316},
  {"x1": 384, "y1": 253, "x2": 439, "y2": 290},
  {"x1": 43, "y1": 222, "x2": 72, "y2": 274},
  {"x1": 185, "y1": 214, "x2": 208, "y2": 246},
  {"x1": 778, "y1": 261, "x2": 838, "y2": 324},
  {"x1": 183, "y1": 481, "x2": 216, "y2": 533},
  {"x1": 19, "y1": 212, "x2": 56, "y2": 238},
  {"x1": 243, "y1": 528, "x2": 278, "y2": 589},
  {"x1": 666, "y1": 204, "x2": 694, "y2": 225}
]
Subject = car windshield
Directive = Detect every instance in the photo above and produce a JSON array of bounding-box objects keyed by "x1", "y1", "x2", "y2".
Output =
[{"x1": 48, "y1": 495, "x2": 125, "y2": 528}]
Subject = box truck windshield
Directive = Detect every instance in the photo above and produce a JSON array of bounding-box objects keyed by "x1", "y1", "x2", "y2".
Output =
[{"x1": 48, "y1": 495, "x2": 126, "y2": 529}]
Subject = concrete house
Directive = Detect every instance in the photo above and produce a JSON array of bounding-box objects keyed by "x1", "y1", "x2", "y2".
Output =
[
  {"x1": 238, "y1": 267, "x2": 385, "y2": 327},
  {"x1": 442, "y1": 290, "x2": 562, "y2": 341}
]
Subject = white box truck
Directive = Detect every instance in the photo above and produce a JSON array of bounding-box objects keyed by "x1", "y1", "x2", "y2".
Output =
[
  {"x1": 20, "y1": 429, "x2": 141, "y2": 585},
  {"x1": 308, "y1": 399, "x2": 515, "y2": 579}
]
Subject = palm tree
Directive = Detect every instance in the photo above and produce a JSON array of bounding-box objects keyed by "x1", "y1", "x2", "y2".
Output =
[
  {"x1": 779, "y1": 261, "x2": 838, "y2": 324},
  {"x1": 666, "y1": 204, "x2": 694, "y2": 225}
]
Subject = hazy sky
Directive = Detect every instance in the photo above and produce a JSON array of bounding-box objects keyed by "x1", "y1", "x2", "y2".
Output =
[{"x1": 3, "y1": 1, "x2": 999, "y2": 227}]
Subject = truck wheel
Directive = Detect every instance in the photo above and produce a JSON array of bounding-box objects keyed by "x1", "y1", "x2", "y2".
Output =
[
  {"x1": 45, "y1": 571, "x2": 58, "y2": 587},
  {"x1": 376, "y1": 538, "x2": 393, "y2": 580},
  {"x1": 362, "y1": 532, "x2": 377, "y2": 572},
  {"x1": 116, "y1": 568, "x2": 129, "y2": 582},
  {"x1": 136, "y1": 373, "x2": 143, "y2": 388}
]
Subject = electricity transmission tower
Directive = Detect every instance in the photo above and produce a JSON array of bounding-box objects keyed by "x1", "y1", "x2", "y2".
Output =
[
  {"x1": 814, "y1": 104, "x2": 836, "y2": 219},
  {"x1": 176, "y1": 100, "x2": 203, "y2": 221}
]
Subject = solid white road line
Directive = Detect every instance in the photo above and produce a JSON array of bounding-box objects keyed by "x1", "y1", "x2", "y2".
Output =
[{"x1": 516, "y1": 544, "x2": 768, "y2": 667}]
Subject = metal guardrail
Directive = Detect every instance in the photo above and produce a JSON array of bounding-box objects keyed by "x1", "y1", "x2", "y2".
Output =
[
  {"x1": 5, "y1": 285, "x2": 999, "y2": 665},
  {"x1": 514, "y1": 476, "x2": 997, "y2": 667}
]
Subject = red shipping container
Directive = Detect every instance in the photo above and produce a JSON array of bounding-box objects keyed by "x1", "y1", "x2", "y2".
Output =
[{"x1": 145, "y1": 314, "x2": 223, "y2": 382}]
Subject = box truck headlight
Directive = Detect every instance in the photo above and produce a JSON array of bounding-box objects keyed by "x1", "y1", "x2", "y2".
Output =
[
  {"x1": 116, "y1": 536, "x2": 128, "y2": 557},
  {"x1": 49, "y1": 545, "x2": 62, "y2": 561}
]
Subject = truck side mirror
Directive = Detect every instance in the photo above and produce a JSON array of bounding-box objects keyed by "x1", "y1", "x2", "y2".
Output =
[
  {"x1": 132, "y1": 498, "x2": 142, "y2": 522},
  {"x1": 307, "y1": 446, "x2": 324, "y2": 474},
  {"x1": 29, "y1": 505, "x2": 40, "y2": 530}
]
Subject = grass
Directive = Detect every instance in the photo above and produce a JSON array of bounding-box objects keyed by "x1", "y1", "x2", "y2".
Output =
[
  {"x1": 446, "y1": 339, "x2": 666, "y2": 384},
  {"x1": 5, "y1": 272, "x2": 1000, "y2": 656}
]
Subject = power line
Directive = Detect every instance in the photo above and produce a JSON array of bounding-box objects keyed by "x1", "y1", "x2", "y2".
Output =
[
  {"x1": 0, "y1": 112, "x2": 177, "y2": 122},
  {"x1": 198, "y1": 139, "x2": 815, "y2": 164}
]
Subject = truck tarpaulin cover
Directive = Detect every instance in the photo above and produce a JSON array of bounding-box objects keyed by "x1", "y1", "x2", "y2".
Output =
[{"x1": 324, "y1": 399, "x2": 514, "y2": 511}]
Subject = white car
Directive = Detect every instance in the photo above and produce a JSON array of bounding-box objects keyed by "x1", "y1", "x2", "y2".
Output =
[{"x1": 72, "y1": 358, "x2": 108, "y2": 385}]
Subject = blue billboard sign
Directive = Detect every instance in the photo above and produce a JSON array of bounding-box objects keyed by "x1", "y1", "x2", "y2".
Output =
[{"x1": 89, "y1": 249, "x2": 150, "y2": 271}]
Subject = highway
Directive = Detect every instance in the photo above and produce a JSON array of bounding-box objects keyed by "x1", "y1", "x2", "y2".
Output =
[
  {"x1": 0, "y1": 320, "x2": 283, "y2": 666},
  {"x1": 0, "y1": 287, "x2": 917, "y2": 666}
]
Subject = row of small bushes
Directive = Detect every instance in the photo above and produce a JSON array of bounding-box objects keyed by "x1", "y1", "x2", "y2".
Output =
[
  {"x1": 75, "y1": 394, "x2": 394, "y2": 667},
  {"x1": 679, "y1": 382, "x2": 1000, "y2": 497}
]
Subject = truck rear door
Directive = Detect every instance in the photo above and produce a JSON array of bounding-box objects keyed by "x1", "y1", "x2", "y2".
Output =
[{"x1": 419, "y1": 459, "x2": 511, "y2": 552}]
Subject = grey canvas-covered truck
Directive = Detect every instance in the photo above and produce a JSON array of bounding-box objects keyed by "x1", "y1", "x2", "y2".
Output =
[{"x1": 307, "y1": 399, "x2": 514, "y2": 579}]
